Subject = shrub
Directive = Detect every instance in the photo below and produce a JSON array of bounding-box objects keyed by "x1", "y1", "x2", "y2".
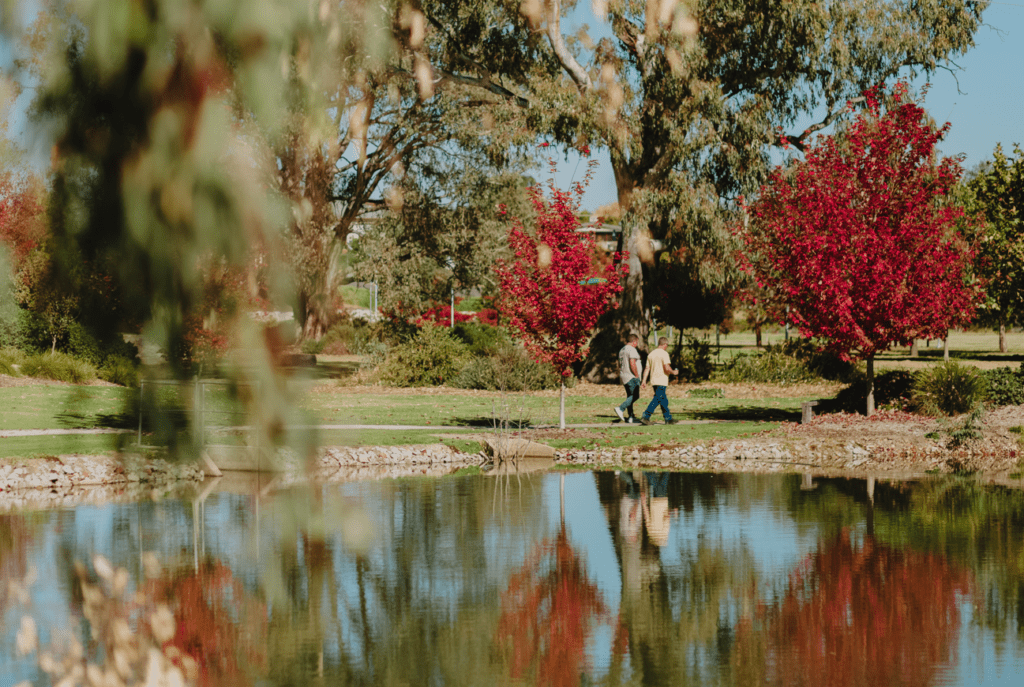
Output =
[
  {"x1": 713, "y1": 344, "x2": 818, "y2": 384},
  {"x1": 100, "y1": 355, "x2": 140, "y2": 387},
  {"x1": 451, "y1": 343, "x2": 564, "y2": 391},
  {"x1": 66, "y1": 320, "x2": 103, "y2": 365},
  {"x1": 21, "y1": 351, "x2": 97, "y2": 384},
  {"x1": 378, "y1": 326, "x2": 469, "y2": 387},
  {"x1": 912, "y1": 361, "x2": 987, "y2": 416},
  {"x1": 820, "y1": 369, "x2": 913, "y2": 414},
  {"x1": 0, "y1": 347, "x2": 23, "y2": 375},
  {"x1": 983, "y1": 364, "x2": 1024, "y2": 407},
  {"x1": 779, "y1": 338, "x2": 858, "y2": 382},
  {"x1": 452, "y1": 321, "x2": 511, "y2": 356},
  {"x1": 672, "y1": 336, "x2": 714, "y2": 382}
]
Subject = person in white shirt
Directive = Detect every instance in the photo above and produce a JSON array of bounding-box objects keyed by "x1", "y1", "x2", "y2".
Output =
[
  {"x1": 639, "y1": 337, "x2": 678, "y2": 425},
  {"x1": 614, "y1": 334, "x2": 643, "y2": 423}
]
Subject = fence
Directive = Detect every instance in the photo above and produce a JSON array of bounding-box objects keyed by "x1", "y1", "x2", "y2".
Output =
[{"x1": 137, "y1": 379, "x2": 260, "y2": 458}]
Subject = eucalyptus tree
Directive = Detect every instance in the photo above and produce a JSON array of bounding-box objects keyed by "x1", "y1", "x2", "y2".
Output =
[
  {"x1": 964, "y1": 144, "x2": 1024, "y2": 353},
  {"x1": 411, "y1": 0, "x2": 987, "y2": 379}
]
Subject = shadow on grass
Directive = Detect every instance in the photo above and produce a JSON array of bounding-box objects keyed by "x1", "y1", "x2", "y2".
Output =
[
  {"x1": 56, "y1": 411, "x2": 138, "y2": 430},
  {"x1": 450, "y1": 416, "x2": 532, "y2": 429},
  {"x1": 683, "y1": 406, "x2": 801, "y2": 422}
]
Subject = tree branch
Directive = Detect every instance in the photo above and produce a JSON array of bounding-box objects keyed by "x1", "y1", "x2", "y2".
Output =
[{"x1": 545, "y1": 0, "x2": 593, "y2": 91}]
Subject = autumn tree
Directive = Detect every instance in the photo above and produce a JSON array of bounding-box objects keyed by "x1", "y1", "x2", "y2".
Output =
[
  {"x1": 423, "y1": 0, "x2": 984, "y2": 381},
  {"x1": 964, "y1": 144, "x2": 1024, "y2": 353},
  {"x1": 743, "y1": 82, "x2": 981, "y2": 415},
  {"x1": 496, "y1": 158, "x2": 623, "y2": 428}
]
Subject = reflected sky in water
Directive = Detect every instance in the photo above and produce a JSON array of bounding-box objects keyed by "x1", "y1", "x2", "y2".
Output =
[{"x1": 3, "y1": 471, "x2": 1024, "y2": 686}]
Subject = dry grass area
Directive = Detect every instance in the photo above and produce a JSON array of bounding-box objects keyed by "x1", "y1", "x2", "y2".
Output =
[{"x1": 314, "y1": 379, "x2": 844, "y2": 400}]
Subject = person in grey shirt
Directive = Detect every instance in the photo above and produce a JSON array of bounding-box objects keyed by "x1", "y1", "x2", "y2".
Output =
[{"x1": 614, "y1": 334, "x2": 643, "y2": 423}]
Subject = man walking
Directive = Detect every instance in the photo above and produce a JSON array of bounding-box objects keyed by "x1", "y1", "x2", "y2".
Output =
[
  {"x1": 640, "y1": 337, "x2": 678, "y2": 425},
  {"x1": 614, "y1": 334, "x2": 643, "y2": 423}
]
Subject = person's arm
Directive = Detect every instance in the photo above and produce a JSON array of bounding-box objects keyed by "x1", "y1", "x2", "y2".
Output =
[
  {"x1": 662, "y1": 359, "x2": 677, "y2": 377},
  {"x1": 630, "y1": 356, "x2": 640, "y2": 379},
  {"x1": 641, "y1": 359, "x2": 651, "y2": 387}
]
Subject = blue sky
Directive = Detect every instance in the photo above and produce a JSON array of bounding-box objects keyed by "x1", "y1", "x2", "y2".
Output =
[{"x1": 553, "y1": 1, "x2": 1024, "y2": 211}]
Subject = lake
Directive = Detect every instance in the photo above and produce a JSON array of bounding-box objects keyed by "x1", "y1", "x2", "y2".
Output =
[{"x1": 3, "y1": 470, "x2": 1024, "y2": 686}]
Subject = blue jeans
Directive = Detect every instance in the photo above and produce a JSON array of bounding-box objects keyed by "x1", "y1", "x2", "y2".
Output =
[
  {"x1": 642, "y1": 385, "x2": 673, "y2": 422},
  {"x1": 619, "y1": 378, "x2": 641, "y2": 417}
]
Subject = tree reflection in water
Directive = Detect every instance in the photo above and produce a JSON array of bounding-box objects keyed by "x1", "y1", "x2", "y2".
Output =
[
  {"x1": 495, "y1": 475, "x2": 607, "y2": 687},
  {"x1": 148, "y1": 558, "x2": 268, "y2": 687},
  {"x1": 741, "y1": 529, "x2": 972, "y2": 687}
]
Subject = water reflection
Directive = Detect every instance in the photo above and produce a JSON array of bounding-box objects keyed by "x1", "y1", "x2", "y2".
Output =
[{"x1": 3, "y1": 472, "x2": 1024, "y2": 686}]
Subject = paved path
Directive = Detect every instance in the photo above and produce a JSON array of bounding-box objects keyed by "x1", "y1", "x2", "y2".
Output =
[{"x1": 1, "y1": 420, "x2": 714, "y2": 438}]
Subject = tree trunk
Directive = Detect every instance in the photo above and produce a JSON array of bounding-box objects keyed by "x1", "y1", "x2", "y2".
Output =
[
  {"x1": 999, "y1": 319, "x2": 1007, "y2": 354},
  {"x1": 578, "y1": 166, "x2": 647, "y2": 383},
  {"x1": 909, "y1": 340, "x2": 919, "y2": 357},
  {"x1": 755, "y1": 324, "x2": 762, "y2": 348},
  {"x1": 865, "y1": 355, "x2": 875, "y2": 417},
  {"x1": 943, "y1": 334, "x2": 950, "y2": 362},
  {"x1": 559, "y1": 381, "x2": 566, "y2": 430}
]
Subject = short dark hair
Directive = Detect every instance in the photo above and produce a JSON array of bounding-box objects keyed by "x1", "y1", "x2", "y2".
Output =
[
  {"x1": 628, "y1": 334, "x2": 639, "y2": 344},
  {"x1": 658, "y1": 336, "x2": 669, "y2": 346}
]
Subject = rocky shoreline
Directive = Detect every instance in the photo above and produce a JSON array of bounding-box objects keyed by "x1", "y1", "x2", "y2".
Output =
[{"x1": 3, "y1": 408, "x2": 1024, "y2": 511}]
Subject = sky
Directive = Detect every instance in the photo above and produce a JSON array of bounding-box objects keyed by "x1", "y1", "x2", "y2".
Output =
[{"x1": 552, "y1": 0, "x2": 1024, "y2": 212}]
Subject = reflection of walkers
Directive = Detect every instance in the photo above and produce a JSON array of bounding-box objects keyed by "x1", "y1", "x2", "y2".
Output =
[
  {"x1": 642, "y1": 472, "x2": 671, "y2": 546},
  {"x1": 614, "y1": 334, "x2": 643, "y2": 423},
  {"x1": 640, "y1": 337, "x2": 678, "y2": 425}
]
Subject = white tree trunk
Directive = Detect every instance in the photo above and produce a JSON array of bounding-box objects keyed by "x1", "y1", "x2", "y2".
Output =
[
  {"x1": 559, "y1": 381, "x2": 566, "y2": 430},
  {"x1": 865, "y1": 355, "x2": 875, "y2": 417}
]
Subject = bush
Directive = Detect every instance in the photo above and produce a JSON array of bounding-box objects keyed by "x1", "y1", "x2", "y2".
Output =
[
  {"x1": 822, "y1": 369, "x2": 913, "y2": 414},
  {"x1": 100, "y1": 355, "x2": 140, "y2": 387},
  {"x1": 450, "y1": 343, "x2": 565, "y2": 391},
  {"x1": 66, "y1": 320, "x2": 103, "y2": 365},
  {"x1": 713, "y1": 344, "x2": 818, "y2": 384},
  {"x1": 983, "y1": 364, "x2": 1024, "y2": 407},
  {"x1": 672, "y1": 336, "x2": 714, "y2": 382},
  {"x1": 378, "y1": 325, "x2": 469, "y2": 387},
  {"x1": 452, "y1": 321, "x2": 511, "y2": 356},
  {"x1": 778, "y1": 338, "x2": 858, "y2": 382},
  {"x1": 20, "y1": 351, "x2": 97, "y2": 384},
  {"x1": 912, "y1": 361, "x2": 987, "y2": 416},
  {"x1": 0, "y1": 347, "x2": 24, "y2": 375}
]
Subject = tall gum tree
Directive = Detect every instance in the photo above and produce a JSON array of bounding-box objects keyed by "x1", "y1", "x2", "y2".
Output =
[
  {"x1": 412, "y1": 0, "x2": 987, "y2": 380},
  {"x1": 965, "y1": 144, "x2": 1024, "y2": 353}
]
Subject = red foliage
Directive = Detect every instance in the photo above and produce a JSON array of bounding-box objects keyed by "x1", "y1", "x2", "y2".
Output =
[
  {"x1": 0, "y1": 173, "x2": 47, "y2": 268},
  {"x1": 148, "y1": 560, "x2": 268, "y2": 687},
  {"x1": 495, "y1": 528, "x2": 607, "y2": 686},
  {"x1": 738, "y1": 530, "x2": 972, "y2": 687},
  {"x1": 742, "y1": 82, "x2": 982, "y2": 361},
  {"x1": 496, "y1": 160, "x2": 625, "y2": 377}
]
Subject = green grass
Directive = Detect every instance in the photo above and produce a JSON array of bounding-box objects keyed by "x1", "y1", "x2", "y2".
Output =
[
  {"x1": 339, "y1": 284, "x2": 373, "y2": 309},
  {"x1": 0, "y1": 386, "x2": 133, "y2": 431},
  {"x1": 0, "y1": 433, "x2": 124, "y2": 459}
]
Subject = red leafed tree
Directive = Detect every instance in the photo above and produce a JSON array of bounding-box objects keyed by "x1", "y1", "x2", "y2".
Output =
[
  {"x1": 496, "y1": 155, "x2": 625, "y2": 428},
  {"x1": 742, "y1": 82, "x2": 982, "y2": 414}
]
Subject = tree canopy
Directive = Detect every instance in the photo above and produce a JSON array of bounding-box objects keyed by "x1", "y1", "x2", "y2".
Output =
[
  {"x1": 964, "y1": 143, "x2": 1024, "y2": 352},
  {"x1": 743, "y1": 82, "x2": 981, "y2": 414}
]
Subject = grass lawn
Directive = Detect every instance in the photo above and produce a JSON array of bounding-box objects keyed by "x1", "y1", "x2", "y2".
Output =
[{"x1": 2, "y1": 327, "x2": 1019, "y2": 460}]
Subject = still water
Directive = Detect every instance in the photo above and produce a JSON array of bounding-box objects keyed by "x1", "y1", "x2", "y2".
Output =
[{"x1": 3, "y1": 471, "x2": 1024, "y2": 686}]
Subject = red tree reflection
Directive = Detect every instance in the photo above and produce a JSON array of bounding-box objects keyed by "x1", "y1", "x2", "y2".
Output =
[
  {"x1": 148, "y1": 560, "x2": 268, "y2": 686},
  {"x1": 742, "y1": 530, "x2": 972, "y2": 687},
  {"x1": 495, "y1": 527, "x2": 607, "y2": 687}
]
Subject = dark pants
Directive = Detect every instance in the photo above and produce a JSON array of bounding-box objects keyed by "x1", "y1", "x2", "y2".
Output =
[
  {"x1": 619, "y1": 378, "x2": 641, "y2": 417},
  {"x1": 642, "y1": 385, "x2": 673, "y2": 422}
]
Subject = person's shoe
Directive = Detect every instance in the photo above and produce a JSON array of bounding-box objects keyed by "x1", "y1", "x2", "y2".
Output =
[
  {"x1": 625, "y1": 417, "x2": 636, "y2": 424},
  {"x1": 665, "y1": 419, "x2": 678, "y2": 425},
  {"x1": 614, "y1": 407, "x2": 625, "y2": 422},
  {"x1": 639, "y1": 418, "x2": 651, "y2": 426}
]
